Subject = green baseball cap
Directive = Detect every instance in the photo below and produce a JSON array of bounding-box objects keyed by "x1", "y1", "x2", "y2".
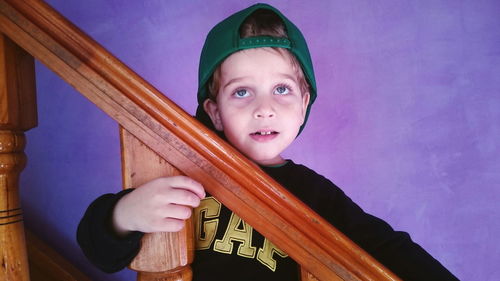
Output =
[{"x1": 195, "y1": 3, "x2": 317, "y2": 134}]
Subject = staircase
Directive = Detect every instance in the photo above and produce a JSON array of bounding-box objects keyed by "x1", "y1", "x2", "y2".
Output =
[{"x1": 0, "y1": 1, "x2": 400, "y2": 280}]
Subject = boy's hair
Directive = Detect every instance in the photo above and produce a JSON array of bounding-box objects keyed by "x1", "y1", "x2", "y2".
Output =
[
  {"x1": 207, "y1": 9, "x2": 310, "y2": 100},
  {"x1": 195, "y1": 3, "x2": 317, "y2": 134}
]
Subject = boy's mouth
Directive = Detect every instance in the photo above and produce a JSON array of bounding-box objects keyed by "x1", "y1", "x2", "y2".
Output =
[
  {"x1": 249, "y1": 130, "x2": 279, "y2": 142},
  {"x1": 251, "y1": 130, "x2": 278, "y2": 136}
]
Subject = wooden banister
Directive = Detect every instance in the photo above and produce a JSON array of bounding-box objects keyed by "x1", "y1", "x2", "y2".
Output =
[
  {"x1": 0, "y1": 0, "x2": 400, "y2": 280},
  {"x1": 0, "y1": 32, "x2": 36, "y2": 281},
  {"x1": 120, "y1": 127, "x2": 195, "y2": 281},
  {"x1": 26, "y1": 230, "x2": 93, "y2": 281}
]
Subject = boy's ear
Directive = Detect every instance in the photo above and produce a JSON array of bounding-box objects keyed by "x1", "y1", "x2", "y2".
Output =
[
  {"x1": 203, "y1": 99, "x2": 224, "y2": 131},
  {"x1": 301, "y1": 92, "x2": 310, "y2": 123}
]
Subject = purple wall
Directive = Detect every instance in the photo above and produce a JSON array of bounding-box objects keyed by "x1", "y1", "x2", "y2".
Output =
[{"x1": 20, "y1": 1, "x2": 499, "y2": 280}]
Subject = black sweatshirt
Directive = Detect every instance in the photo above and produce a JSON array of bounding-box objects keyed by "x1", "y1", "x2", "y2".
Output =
[{"x1": 77, "y1": 160, "x2": 458, "y2": 281}]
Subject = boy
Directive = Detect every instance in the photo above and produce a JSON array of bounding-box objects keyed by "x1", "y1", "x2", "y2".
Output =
[{"x1": 78, "y1": 4, "x2": 458, "y2": 281}]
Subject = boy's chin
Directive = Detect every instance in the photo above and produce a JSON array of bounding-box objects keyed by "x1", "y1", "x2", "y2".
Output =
[{"x1": 249, "y1": 155, "x2": 285, "y2": 166}]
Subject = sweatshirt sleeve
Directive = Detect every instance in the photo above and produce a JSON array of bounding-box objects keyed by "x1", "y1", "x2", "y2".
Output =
[
  {"x1": 308, "y1": 177, "x2": 459, "y2": 281},
  {"x1": 264, "y1": 162, "x2": 459, "y2": 281},
  {"x1": 77, "y1": 189, "x2": 144, "y2": 273},
  {"x1": 326, "y1": 187, "x2": 458, "y2": 281}
]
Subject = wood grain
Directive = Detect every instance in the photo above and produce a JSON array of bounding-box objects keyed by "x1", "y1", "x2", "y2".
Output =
[
  {"x1": 0, "y1": 33, "x2": 36, "y2": 281},
  {"x1": 301, "y1": 268, "x2": 321, "y2": 281},
  {"x1": 26, "y1": 230, "x2": 93, "y2": 281},
  {"x1": 121, "y1": 128, "x2": 194, "y2": 280},
  {"x1": 0, "y1": 1, "x2": 401, "y2": 280}
]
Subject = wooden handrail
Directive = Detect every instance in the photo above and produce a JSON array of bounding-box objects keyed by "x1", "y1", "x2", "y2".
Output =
[
  {"x1": 0, "y1": 0, "x2": 400, "y2": 280},
  {"x1": 26, "y1": 230, "x2": 93, "y2": 281}
]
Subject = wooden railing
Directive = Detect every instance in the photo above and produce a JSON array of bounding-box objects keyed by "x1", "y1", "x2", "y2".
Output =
[
  {"x1": 26, "y1": 230, "x2": 93, "y2": 281},
  {"x1": 0, "y1": 0, "x2": 401, "y2": 280}
]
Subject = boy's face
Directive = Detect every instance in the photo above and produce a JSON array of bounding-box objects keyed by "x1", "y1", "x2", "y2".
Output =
[{"x1": 204, "y1": 48, "x2": 310, "y2": 166}]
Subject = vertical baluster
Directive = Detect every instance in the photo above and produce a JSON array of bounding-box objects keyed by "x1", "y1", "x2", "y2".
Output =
[
  {"x1": 120, "y1": 128, "x2": 193, "y2": 281},
  {"x1": 0, "y1": 34, "x2": 37, "y2": 281}
]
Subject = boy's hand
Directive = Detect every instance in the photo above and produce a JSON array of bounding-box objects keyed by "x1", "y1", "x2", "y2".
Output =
[{"x1": 112, "y1": 176, "x2": 205, "y2": 236}]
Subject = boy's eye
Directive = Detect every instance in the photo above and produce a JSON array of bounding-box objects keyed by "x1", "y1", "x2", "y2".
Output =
[
  {"x1": 274, "y1": 86, "x2": 290, "y2": 95},
  {"x1": 234, "y1": 89, "x2": 250, "y2": 98}
]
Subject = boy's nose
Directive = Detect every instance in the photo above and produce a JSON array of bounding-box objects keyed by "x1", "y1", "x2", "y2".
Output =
[
  {"x1": 253, "y1": 101, "x2": 275, "y2": 119},
  {"x1": 255, "y1": 111, "x2": 275, "y2": 118}
]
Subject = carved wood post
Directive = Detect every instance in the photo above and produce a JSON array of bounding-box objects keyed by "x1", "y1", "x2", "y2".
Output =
[
  {"x1": 0, "y1": 34, "x2": 37, "y2": 281},
  {"x1": 120, "y1": 128, "x2": 194, "y2": 281}
]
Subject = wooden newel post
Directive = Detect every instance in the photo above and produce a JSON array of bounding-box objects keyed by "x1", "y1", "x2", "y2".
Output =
[
  {"x1": 120, "y1": 128, "x2": 194, "y2": 281},
  {"x1": 0, "y1": 34, "x2": 37, "y2": 281}
]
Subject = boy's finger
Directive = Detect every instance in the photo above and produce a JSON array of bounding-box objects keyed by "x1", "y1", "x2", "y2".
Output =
[
  {"x1": 167, "y1": 188, "x2": 202, "y2": 208},
  {"x1": 158, "y1": 218, "x2": 187, "y2": 233},
  {"x1": 164, "y1": 175, "x2": 206, "y2": 199},
  {"x1": 163, "y1": 204, "x2": 193, "y2": 220}
]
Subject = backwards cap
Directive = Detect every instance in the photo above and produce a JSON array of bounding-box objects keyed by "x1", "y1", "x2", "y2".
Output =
[{"x1": 195, "y1": 3, "x2": 317, "y2": 134}]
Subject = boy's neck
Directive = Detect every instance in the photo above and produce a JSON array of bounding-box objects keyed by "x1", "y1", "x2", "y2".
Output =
[{"x1": 260, "y1": 160, "x2": 289, "y2": 168}]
